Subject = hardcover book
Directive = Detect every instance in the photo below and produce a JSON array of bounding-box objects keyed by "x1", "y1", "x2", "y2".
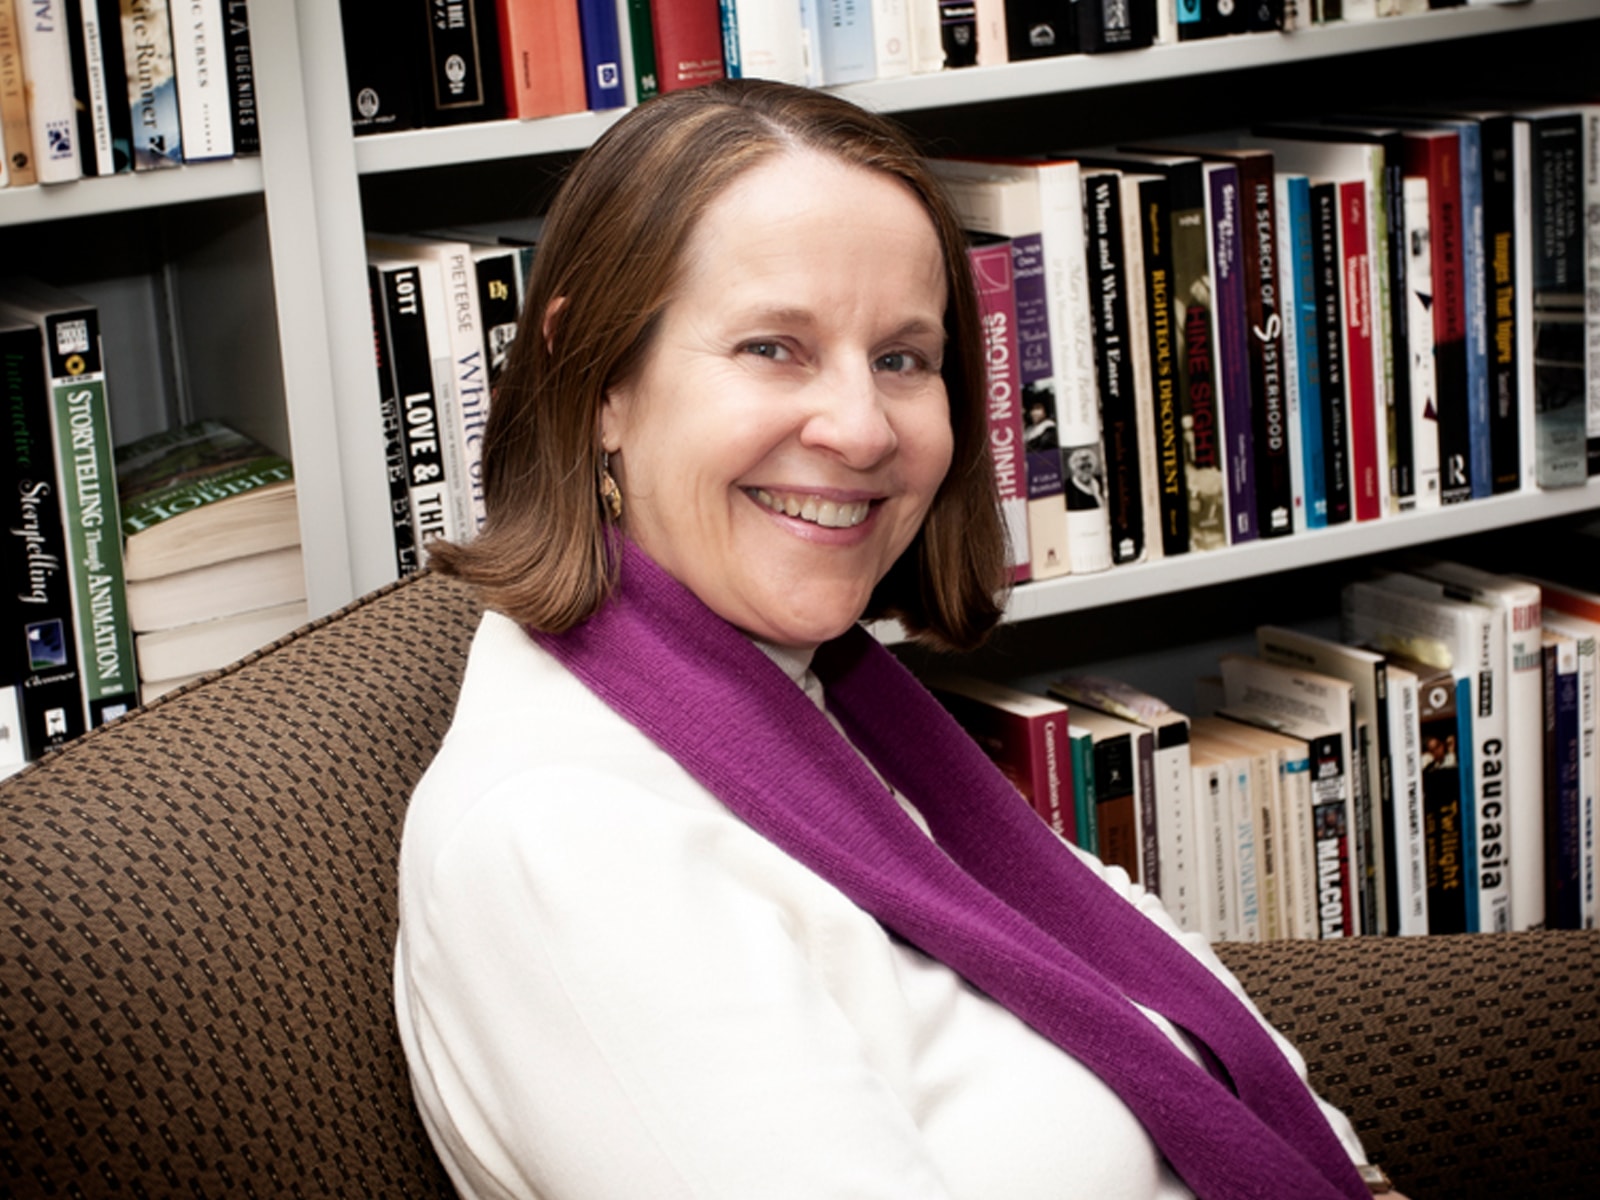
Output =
[
  {"x1": 419, "y1": 0, "x2": 507, "y2": 127},
  {"x1": 344, "y1": 0, "x2": 420, "y2": 133},
  {"x1": 650, "y1": 0, "x2": 724, "y2": 91},
  {"x1": 497, "y1": 0, "x2": 586, "y2": 119},
  {"x1": 577, "y1": 0, "x2": 626, "y2": 109},
  {"x1": 1070, "y1": 706, "x2": 1151, "y2": 888}
]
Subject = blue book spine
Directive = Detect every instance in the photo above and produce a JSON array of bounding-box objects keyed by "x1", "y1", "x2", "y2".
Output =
[
  {"x1": 1209, "y1": 165, "x2": 1256, "y2": 543},
  {"x1": 1288, "y1": 176, "x2": 1327, "y2": 529},
  {"x1": 1454, "y1": 120, "x2": 1492, "y2": 499},
  {"x1": 718, "y1": 0, "x2": 742, "y2": 77},
  {"x1": 577, "y1": 0, "x2": 628, "y2": 110}
]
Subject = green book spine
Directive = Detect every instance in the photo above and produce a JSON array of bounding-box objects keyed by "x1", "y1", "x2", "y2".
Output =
[
  {"x1": 1069, "y1": 726, "x2": 1098, "y2": 854},
  {"x1": 626, "y1": 0, "x2": 659, "y2": 101},
  {"x1": 42, "y1": 306, "x2": 139, "y2": 724}
]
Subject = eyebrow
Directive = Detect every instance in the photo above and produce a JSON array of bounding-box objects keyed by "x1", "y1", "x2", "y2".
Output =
[{"x1": 729, "y1": 305, "x2": 947, "y2": 343}]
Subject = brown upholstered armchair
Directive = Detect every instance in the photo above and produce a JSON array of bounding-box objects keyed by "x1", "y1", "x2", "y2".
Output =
[{"x1": 3, "y1": 571, "x2": 1596, "y2": 1198}]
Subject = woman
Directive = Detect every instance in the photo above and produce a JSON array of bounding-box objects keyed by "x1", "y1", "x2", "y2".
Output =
[{"x1": 395, "y1": 80, "x2": 1394, "y2": 1199}]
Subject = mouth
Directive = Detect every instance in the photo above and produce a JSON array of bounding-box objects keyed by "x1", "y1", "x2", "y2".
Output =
[{"x1": 748, "y1": 488, "x2": 874, "y2": 529}]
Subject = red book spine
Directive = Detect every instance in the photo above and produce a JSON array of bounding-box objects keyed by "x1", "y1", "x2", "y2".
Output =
[
  {"x1": 1339, "y1": 180, "x2": 1381, "y2": 522},
  {"x1": 649, "y1": 0, "x2": 724, "y2": 92},
  {"x1": 499, "y1": 0, "x2": 588, "y2": 119}
]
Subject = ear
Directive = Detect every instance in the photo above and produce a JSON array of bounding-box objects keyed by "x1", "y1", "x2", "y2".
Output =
[
  {"x1": 542, "y1": 297, "x2": 567, "y2": 353},
  {"x1": 599, "y1": 383, "x2": 626, "y2": 454}
]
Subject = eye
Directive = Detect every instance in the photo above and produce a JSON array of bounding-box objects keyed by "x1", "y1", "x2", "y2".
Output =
[
  {"x1": 741, "y1": 340, "x2": 793, "y2": 362},
  {"x1": 873, "y1": 350, "x2": 932, "y2": 375}
]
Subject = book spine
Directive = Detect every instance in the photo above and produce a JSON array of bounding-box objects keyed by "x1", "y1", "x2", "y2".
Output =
[
  {"x1": 1575, "y1": 634, "x2": 1598, "y2": 929},
  {"x1": 1480, "y1": 116, "x2": 1520, "y2": 493},
  {"x1": 436, "y1": 243, "x2": 490, "y2": 533},
  {"x1": 65, "y1": 0, "x2": 110, "y2": 175},
  {"x1": 619, "y1": 0, "x2": 658, "y2": 99},
  {"x1": 420, "y1": 0, "x2": 505, "y2": 126},
  {"x1": 717, "y1": 0, "x2": 738, "y2": 76},
  {"x1": 1207, "y1": 164, "x2": 1256, "y2": 544},
  {"x1": 411, "y1": 256, "x2": 474, "y2": 540},
  {"x1": 1454, "y1": 121, "x2": 1491, "y2": 498},
  {"x1": 120, "y1": 0, "x2": 183, "y2": 169},
  {"x1": 2, "y1": 321, "x2": 88, "y2": 759},
  {"x1": 18, "y1": 0, "x2": 83, "y2": 182},
  {"x1": 344, "y1": 0, "x2": 419, "y2": 133},
  {"x1": 1415, "y1": 136, "x2": 1473, "y2": 501},
  {"x1": 1587, "y1": 107, "x2": 1600, "y2": 479},
  {"x1": 1390, "y1": 670, "x2": 1429, "y2": 935},
  {"x1": 1069, "y1": 726, "x2": 1097, "y2": 855},
  {"x1": 937, "y1": 0, "x2": 975, "y2": 67},
  {"x1": 1419, "y1": 671, "x2": 1468, "y2": 933},
  {"x1": 1404, "y1": 175, "x2": 1441, "y2": 507},
  {"x1": 367, "y1": 266, "x2": 420, "y2": 579},
  {"x1": 1137, "y1": 175, "x2": 1189, "y2": 555},
  {"x1": 1192, "y1": 758, "x2": 1231, "y2": 941},
  {"x1": 220, "y1": 0, "x2": 256, "y2": 155},
  {"x1": 1004, "y1": 0, "x2": 1074, "y2": 61},
  {"x1": 1094, "y1": 732, "x2": 1139, "y2": 884},
  {"x1": 1377, "y1": 137, "x2": 1413, "y2": 513},
  {"x1": 1120, "y1": 176, "x2": 1163, "y2": 565},
  {"x1": 1308, "y1": 730, "x2": 1356, "y2": 938},
  {"x1": 1339, "y1": 180, "x2": 1382, "y2": 521},
  {"x1": 171, "y1": 0, "x2": 232, "y2": 160},
  {"x1": 1169, "y1": 164, "x2": 1226, "y2": 551},
  {"x1": 969, "y1": 238, "x2": 1031, "y2": 584},
  {"x1": 0, "y1": 0, "x2": 39, "y2": 187},
  {"x1": 1013, "y1": 233, "x2": 1069, "y2": 580},
  {"x1": 870, "y1": 0, "x2": 910, "y2": 77},
  {"x1": 651, "y1": 0, "x2": 725, "y2": 91},
  {"x1": 472, "y1": 247, "x2": 522, "y2": 387},
  {"x1": 1544, "y1": 638, "x2": 1581, "y2": 928},
  {"x1": 1527, "y1": 113, "x2": 1589, "y2": 488},
  {"x1": 90, "y1": 0, "x2": 133, "y2": 170},
  {"x1": 1084, "y1": 171, "x2": 1145, "y2": 565},
  {"x1": 1285, "y1": 175, "x2": 1328, "y2": 528},
  {"x1": 1231, "y1": 751, "x2": 1261, "y2": 941},
  {"x1": 1134, "y1": 729, "x2": 1160, "y2": 901},
  {"x1": 577, "y1": 0, "x2": 626, "y2": 108},
  {"x1": 43, "y1": 308, "x2": 138, "y2": 723},
  {"x1": 1311, "y1": 181, "x2": 1353, "y2": 524},
  {"x1": 815, "y1": 0, "x2": 873, "y2": 84},
  {"x1": 1078, "y1": 0, "x2": 1155, "y2": 50},
  {"x1": 1239, "y1": 159, "x2": 1293, "y2": 538},
  {"x1": 378, "y1": 263, "x2": 457, "y2": 552}
]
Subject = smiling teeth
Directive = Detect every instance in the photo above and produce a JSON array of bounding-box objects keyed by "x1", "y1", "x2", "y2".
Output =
[{"x1": 753, "y1": 489, "x2": 871, "y2": 528}]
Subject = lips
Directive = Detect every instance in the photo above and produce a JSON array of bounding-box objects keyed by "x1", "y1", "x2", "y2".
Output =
[{"x1": 749, "y1": 488, "x2": 873, "y2": 529}]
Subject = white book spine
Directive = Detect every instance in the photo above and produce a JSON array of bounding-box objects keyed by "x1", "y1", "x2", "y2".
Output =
[
  {"x1": 77, "y1": 0, "x2": 116, "y2": 174},
  {"x1": 1280, "y1": 747, "x2": 1318, "y2": 940},
  {"x1": 1404, "y1": 176, "x2": 1441, "y2": 509},
  {"x1": 1192, "y1": 760, "x2": 1233, "y2": 942},
  {"x1": 16, "y1": 0, "x2": 80, "y2": 182},
  {"x1": 730, "y1": 0, "x2": 808, "y2": 85},
  {"x1": 1514, "y1": 118, "x2": 1538, "y2": 493},
  {"x1": 172, "y1": 0, "x2": 232, "y2": 160},
  {"x1": 1387, "y1": 667, "x2": 1430, "y2": 935},
  {"x1": 432, "y1": 242, "x2": 490, "y2": 533},
  {"x1": 1151, "y1": 737, "x2": 1195, "y2": 932},
  {"x1": 1571, "y1": 630, "x2": 1597, "y2": 929},
  {"x1": 412, "y1": 258, "x2": 472, "y2": 544},
  {"x1": 1230, "y1": 756, "x2": 1261, "y2": 942},
  {"x1": 907, "y1": 0, "x2": 941, "y2": 72},
  {"x1": 972, "y1": 0, "x2": 1005, "y2": 67},
  {"x1": 869, "y1": 0, "x2": 910, "y2": 78}
]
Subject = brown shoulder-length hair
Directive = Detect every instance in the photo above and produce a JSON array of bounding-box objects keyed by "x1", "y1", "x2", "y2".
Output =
[{"x1": 428, "y1": 78, "x2": 1009, "y2": 652}]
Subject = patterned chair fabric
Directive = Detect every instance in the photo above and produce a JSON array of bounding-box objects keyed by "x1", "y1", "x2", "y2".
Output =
[{"x1": 2, "y1": 569, "x2": 1597, "y2": 1198}]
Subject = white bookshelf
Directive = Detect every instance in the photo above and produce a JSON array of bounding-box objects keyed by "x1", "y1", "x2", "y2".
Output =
[{"x1": 4, "y1": 0, "x2": 1598, "y2": 628}]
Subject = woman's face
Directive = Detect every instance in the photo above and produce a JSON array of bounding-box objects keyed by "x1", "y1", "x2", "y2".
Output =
[{"x1": 601, "y1": 150, "x2": 954, "y2": 650}]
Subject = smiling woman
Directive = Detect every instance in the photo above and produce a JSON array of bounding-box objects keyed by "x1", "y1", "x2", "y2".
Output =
[{"x1": 396, "y1": 79, "x2": 1390, "y2": 1200}]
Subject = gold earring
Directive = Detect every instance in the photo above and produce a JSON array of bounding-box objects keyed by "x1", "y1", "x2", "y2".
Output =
[{"x1": 600, "y1": 451, "x2": 623, "y2": 521}]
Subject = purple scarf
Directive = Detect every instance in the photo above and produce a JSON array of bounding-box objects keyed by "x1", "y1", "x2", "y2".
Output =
[{"x1": 535, "y1": 542, "x2": 1368, "y2": 1200}]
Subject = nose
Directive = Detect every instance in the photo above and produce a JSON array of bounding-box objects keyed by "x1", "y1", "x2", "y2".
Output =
[{"x1": 798, "y1": 362, "x2": 898, "y2": 469}]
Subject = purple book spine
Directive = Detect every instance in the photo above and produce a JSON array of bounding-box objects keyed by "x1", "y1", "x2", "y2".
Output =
[{"x1": 1209, "y1": 164, "x2": 1257, "y2": 544}]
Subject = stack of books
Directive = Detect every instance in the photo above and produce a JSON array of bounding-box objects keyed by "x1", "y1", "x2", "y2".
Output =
[
  {"x1": 0, "y1": 1, "x2": 258, "y2": 190},
  {"x1": 115, "y1": 420, "x2": 304, "y2": 701},
  {"x1": 929, "y1": 559, "x2": 1600, "y2": 941}
]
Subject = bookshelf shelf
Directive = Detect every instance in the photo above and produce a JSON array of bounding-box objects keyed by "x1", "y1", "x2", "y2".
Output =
[{"x1": 0, "y1": 158, "x2": 265, "y2": 228}]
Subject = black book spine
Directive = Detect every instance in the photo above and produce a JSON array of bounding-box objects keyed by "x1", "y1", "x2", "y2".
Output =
[
  {"x1": 419, "y1": 0, "x2": 506, "y2": 127},
  {"x1": 93, "y1": 0, "x2": 133, "y2": 172},
  {"x1": 222, "y1": 0, "x2": 259, "y2": 156},
  {"x1": 1076, "y1": 0, "x2": 1155, "y2": 52},
  {"x1": 344, "y1": 0, "x2": 421, "y2": 134},
  {"x1": 368, "y1": 265, "x2": 419, "y2": 577},
  {"x1": 1004, "y1": 0, "x2": 1076, "y2": 60},
  {"x1": 1374, "y1": 134, "x2": 1414, "y2": 509},
  {"x1": 2, "y1": 322, "x2": 88, "y2": 759},
  {"x1": 939, "y1": 1, "x2": 977, "y2": 67},
  {"x1": 378, "y1": 263, "x2": 451, "y2": 548},
  {"x1": 1479, "y1": 115, "x2": 1521, "y2": 492},
  {"x1": 472, "y1": 250, "x2": 523, "y2": 386},
  {"x1": 1238, "y1": 160, "x2": 1293, "y2": 538},
  {"x1": 62, "y1": 2, "x2": 101, "y2": 174},
  {"x1": 1310, "y1": 181, "x2": 1353, "y2": 525},
  {"x1": 1084, "y1": 171, "x2": 1144, "y2": 564},
  {"x1": 1137, "y1": 175, "x2": 1189, "y2": 556}
]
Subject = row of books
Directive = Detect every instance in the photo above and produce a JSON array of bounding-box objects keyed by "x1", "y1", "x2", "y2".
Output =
[
  {"x1": 337, "y1": 0, "x2": 1482, "y2": 136},
  {"x1": 2, "y1": 276, "x2": 302, "y2": 778},
  {"x1": 0, "y1": 1, "x2": 257, "y2": 190},
  {"x1": 952, "y1": 100, "x2": 1600, "y2": 582},
  {"x1": 366, "y1": 232, "x2": 536, "y2": 572},
  {"x1": 933, "y1": 559, "x2": 1600, "y2": 942}
]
